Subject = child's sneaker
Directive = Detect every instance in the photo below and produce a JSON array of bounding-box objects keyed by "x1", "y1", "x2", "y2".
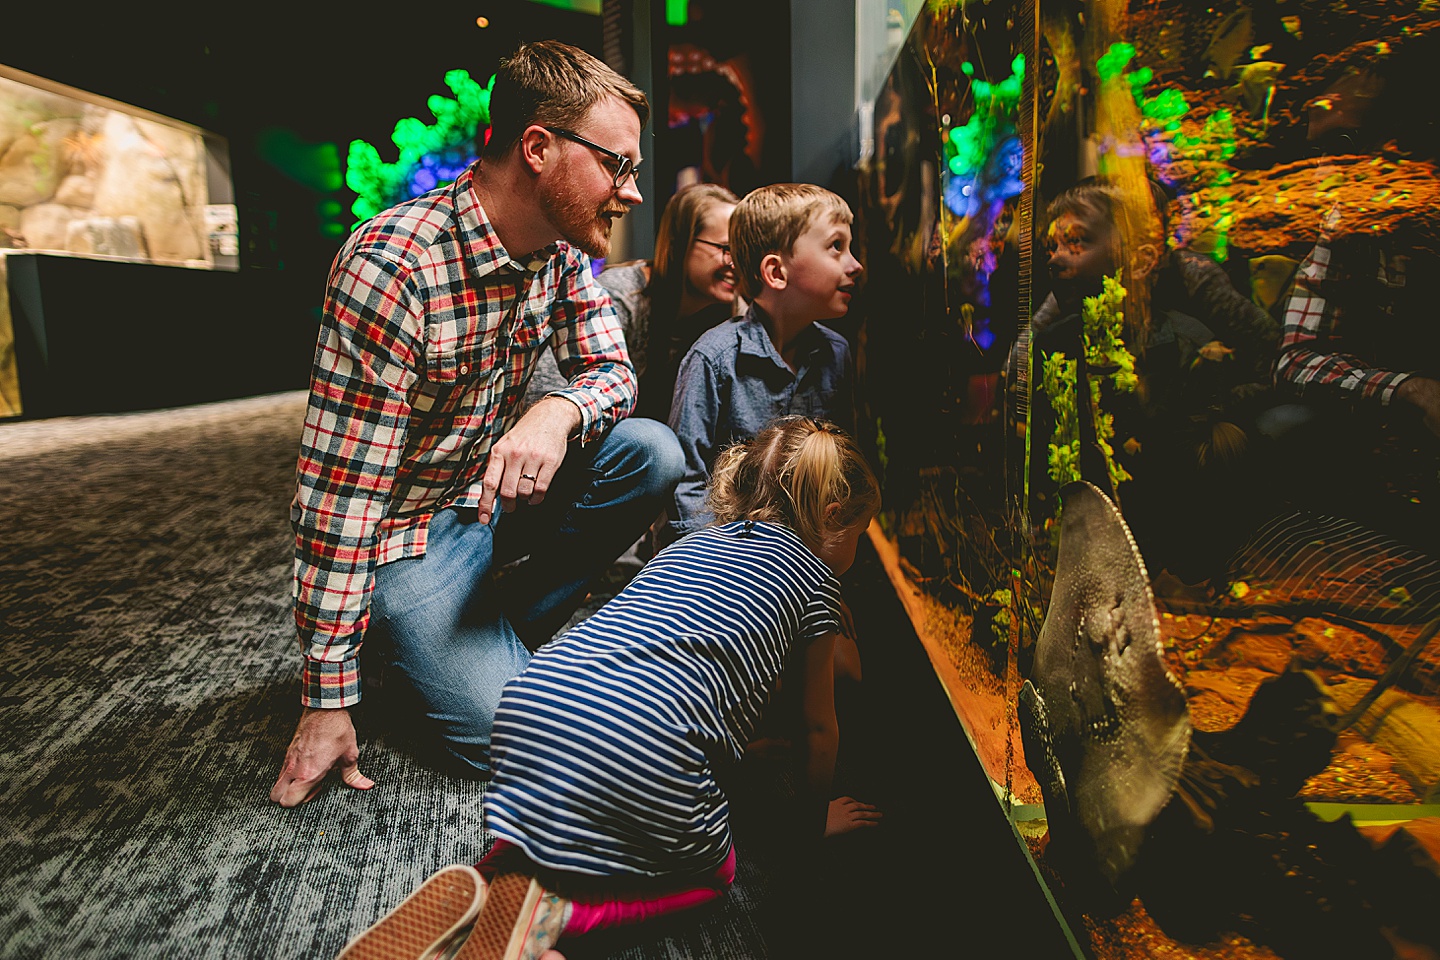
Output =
[
  {"x1": 453, "y1": 870, "x2": 569, "y2": 960},
  {"x1": 337, "y1": 863, "x2": 486, "y2": 960}
]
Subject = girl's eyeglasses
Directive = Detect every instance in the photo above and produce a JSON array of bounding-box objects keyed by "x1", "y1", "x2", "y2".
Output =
[{"x1": 693, "y1": 237, "x2": 732, "y2": 264}]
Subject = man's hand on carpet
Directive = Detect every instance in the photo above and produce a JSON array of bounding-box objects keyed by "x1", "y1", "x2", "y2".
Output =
[
  {"x1": 824, "y1": 796, "x2": 882, "y2": 838},
  {"x1": 269, "y1": 706, "x2": 374, "y2": 807}
]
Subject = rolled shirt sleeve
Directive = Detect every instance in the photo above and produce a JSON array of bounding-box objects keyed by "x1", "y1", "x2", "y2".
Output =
[
  {"x1": 1275, "y1": 225, "x2": 1413, "y2": 407},
  {"x1": 542, "y1": 248, "x2": 637, "y2": 441},
  {"x1": 292, "y1": 250, "x2": 422, "y2": 707}
]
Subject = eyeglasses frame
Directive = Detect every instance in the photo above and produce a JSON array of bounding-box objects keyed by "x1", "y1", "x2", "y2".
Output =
[
  {"x1": 692, "y1": 236, "x2": 732, "y2": 264},
  {"x1": 542, "y1": 126, "x2": 641, "y2": 189}
]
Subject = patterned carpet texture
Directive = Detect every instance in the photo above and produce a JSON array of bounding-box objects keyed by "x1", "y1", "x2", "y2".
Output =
[{"x1": 0, "y1": 393, "x2": 768, "y2": 960}]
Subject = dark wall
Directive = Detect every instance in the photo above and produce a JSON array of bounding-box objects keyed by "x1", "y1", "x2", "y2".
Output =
[{"x1": 1, "y1": 3, "x2": 602, "y2": 416}]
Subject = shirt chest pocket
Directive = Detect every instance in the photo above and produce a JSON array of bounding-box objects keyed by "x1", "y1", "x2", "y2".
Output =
[{"x1": 424, "y1": 308, "x2": 494, "y2": 384}]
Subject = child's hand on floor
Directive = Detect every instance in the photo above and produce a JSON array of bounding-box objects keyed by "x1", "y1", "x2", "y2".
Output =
[{"x1": 825, "y1": 796, "x2": 883, "y2": 838}]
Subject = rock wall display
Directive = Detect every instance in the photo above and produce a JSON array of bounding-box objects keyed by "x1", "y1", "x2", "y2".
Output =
[{"x1": 0, "y1": 71, "x2": 211, "y2": 268}]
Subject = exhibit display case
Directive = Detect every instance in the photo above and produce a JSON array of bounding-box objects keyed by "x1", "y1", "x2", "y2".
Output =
[
  {"x1": 852, "y1": 0, "x2": 1440, "y2": 956},
  {"x1": 0, "y1": 64, "x2": 237, "y2": 418}
]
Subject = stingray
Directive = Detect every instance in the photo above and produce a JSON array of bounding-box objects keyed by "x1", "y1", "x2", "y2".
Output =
[{"x1": 1019, "y1": 480, "x2": 1191, "y2": 890}]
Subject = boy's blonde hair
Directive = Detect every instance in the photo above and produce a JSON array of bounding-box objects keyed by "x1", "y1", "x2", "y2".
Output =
[
  {"x1": 729, "y1": 183, "x2": 853, "y2": 301},
  {"x1": 483, "y1": 40, "x2": 650, "y2": 159},
  {"x1": 708, "y1": 417, "x2": 880, "y2": 558}
]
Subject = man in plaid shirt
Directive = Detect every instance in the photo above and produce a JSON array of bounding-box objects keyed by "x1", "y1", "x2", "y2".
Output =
[{"x1": 270, "y1": 42, "x2": 684, "y2": 806}]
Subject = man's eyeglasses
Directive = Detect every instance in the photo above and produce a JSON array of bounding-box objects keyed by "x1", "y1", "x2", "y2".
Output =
[
  {"x1": 692, "y1": 237, "x2": 732, "y2": 264},
  {"x1": 543, "y1": 126, "x2": 641, "y2": 189}
]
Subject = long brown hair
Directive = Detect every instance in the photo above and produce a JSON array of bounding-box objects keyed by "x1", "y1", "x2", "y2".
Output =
[
  {"x1": 648, "y1": 182, "x2": 739, "y2": 321},
  {"x1": 708, "y1": 417, "x2": 880, "y2": 556}
]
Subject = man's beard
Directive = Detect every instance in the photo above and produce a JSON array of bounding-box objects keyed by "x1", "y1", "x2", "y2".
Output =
[{"x1": 540, "y1": 158, "x2": 624, "y2": 259}]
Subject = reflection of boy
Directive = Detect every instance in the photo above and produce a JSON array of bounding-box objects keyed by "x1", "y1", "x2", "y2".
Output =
[
  {"x1": 1036, "y1": 178, "x2": 1280, "y2": 420},
  {"x1": 666, "y1": 183, "x2": 862, "y2": 542},
  {"x1": 1030, "y1": 177, "x2": 1281, "y2": 583}
]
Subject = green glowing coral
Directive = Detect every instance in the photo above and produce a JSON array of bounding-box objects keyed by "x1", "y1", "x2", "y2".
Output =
[
  {"x1": 346, "y1": 70, "x2": 495, "y2": 224},
  {"x1": 945, "y1": 54, "x2": 1025, "y2": 178},
  {"x1": 1096, "y1": 42, "x2": 1137, "y2": 83}
]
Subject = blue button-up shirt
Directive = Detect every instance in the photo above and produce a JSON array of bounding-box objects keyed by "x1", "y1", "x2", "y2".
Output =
[{"x1": 665, "y1": 304, "x2": 854, "y2": 540}]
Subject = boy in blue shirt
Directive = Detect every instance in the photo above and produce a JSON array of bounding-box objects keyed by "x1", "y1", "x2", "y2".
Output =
[
  {"x1": 666, "y1": 183, "x2": 863, "y2": 544},
  {"x1": 665, "y1": 182, "x2": 878, "y2": 841}
]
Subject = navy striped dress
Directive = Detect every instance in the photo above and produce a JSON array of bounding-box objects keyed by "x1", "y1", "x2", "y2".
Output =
[{"x1": 482, "y1": 520, "x2": 843, "y2": 878}]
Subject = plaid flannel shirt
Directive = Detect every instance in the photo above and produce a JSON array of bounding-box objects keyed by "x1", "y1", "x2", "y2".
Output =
[
  {"x1": 1275, "y1": 210, "x2": 1414, "y2": 406},
  {"x1": 292, "y1": 163, "x2": 635, "y2": 708}
]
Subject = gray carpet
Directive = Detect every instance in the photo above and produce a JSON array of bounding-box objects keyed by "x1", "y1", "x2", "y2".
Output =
[{"x1": 0, "y1": 393, "x2": 771, "y2": 960}]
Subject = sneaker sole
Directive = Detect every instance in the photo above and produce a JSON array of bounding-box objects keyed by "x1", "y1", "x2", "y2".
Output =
[
  {"x1": 454, "y1": 870, "x2": 566, "y2": 960},
  {"x1": 337, "y1": 864, "x2": 486, "y2": 960}
]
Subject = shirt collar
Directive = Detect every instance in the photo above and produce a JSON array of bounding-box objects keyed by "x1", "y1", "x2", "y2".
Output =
[
  {"x1": 736, "y1": 303, "x2": 829, "y2": 368},
  {"x1": 452, "y1": 163, "x2": 555, "y2": 279}
]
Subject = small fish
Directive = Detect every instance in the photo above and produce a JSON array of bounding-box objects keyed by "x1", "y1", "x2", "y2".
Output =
[
  {"x1": 1204, "y1": 6, "x2": 1255, "y2": 81},
  {"x1": 1250, "y1": 43, "x2": 1273, "y2": 60},
  {"x1": 1250, "y1": 254, "x2": 1299, "y2": 309},
  {"x1": 1306, "y1": 67, "x2": 1385, "y2": 142},
  {"x1": 1281, "y1": 15, "x2": 1302, "y2": 39},
  {"x1": 1229, "y1": 61, "x2": 1286, "y2": 115}
]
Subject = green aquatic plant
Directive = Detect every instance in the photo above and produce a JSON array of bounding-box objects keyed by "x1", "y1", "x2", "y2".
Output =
[
  {"x1": 1081, "y1": 274, "x2": 1136, "y2": 491},
  {"x1": 1082, "y1": 273, "x2": 1139, "y2": 394},
  {"x1": 346, "y1": 70, "x2": 495, "y2": 224},
  {"x1": 1042, "y1": 274, "x2": 1136, "y2": 491},
  {"x1": 1043, "y1": 351, "x2": 1081, "y2": 486}
]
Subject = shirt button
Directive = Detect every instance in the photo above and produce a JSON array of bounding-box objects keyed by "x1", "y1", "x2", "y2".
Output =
[{"x1": 460, "y1": 364, "x2": 470, "y2": 375}]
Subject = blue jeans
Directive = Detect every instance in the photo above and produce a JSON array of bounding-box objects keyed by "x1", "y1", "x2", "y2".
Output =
[{"x1": 367, "y1": 418, "x2": 684, "y2": 776}]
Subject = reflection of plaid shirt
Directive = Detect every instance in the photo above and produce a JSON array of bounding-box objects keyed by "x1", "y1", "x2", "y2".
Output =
[
  {"x1": 1275, "y1": 211, "x2": 1414, "y2": 405},
  {"x1": 292, "y1": 163, "x2": 635, "y2": 708}
]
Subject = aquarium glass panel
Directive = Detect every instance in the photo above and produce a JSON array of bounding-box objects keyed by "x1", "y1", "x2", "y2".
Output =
[{"x1": 854, "y1": 0, "x2": 1440, "y2": 956}]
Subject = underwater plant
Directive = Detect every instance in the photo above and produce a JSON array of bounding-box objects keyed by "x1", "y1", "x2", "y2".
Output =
[
  {"x1": 1042, "y1": 273, "x2": 1136, "y2": 493},
  {"x1": 1042, "y1": 350, "x2": 1081, "y2": 487}
]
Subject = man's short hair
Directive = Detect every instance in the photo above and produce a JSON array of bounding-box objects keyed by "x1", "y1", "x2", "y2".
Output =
[
  {"x1": 483, "y1": 40, "x2": 650, "y2": 159},
  {"x1": 729, "y1": 183, "x2": 853, "y2": 300}
]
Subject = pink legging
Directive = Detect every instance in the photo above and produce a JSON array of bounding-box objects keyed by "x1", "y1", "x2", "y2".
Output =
[{"x1": 477, "y1": 840, "x2": 736, "y2": 936}]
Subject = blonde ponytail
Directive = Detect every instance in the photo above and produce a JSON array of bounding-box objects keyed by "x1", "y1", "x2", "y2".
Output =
[{"x1": 708, "y1": 417, "x2": 880, "y2": 556}]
